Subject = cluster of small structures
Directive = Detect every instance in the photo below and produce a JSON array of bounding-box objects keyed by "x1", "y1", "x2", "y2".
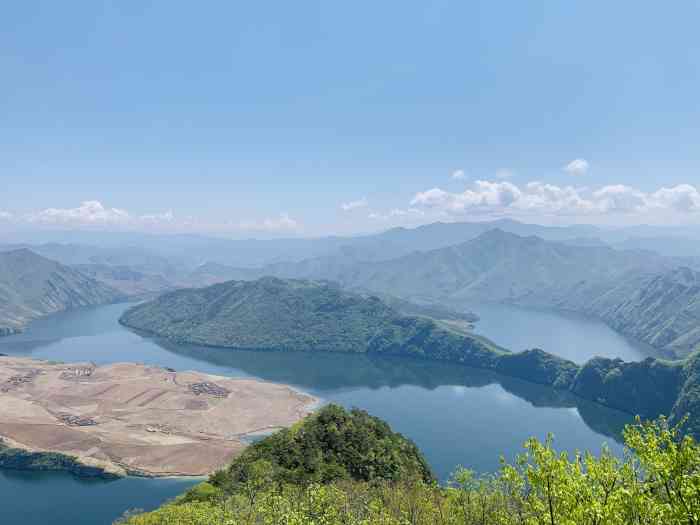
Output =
[
  {"x1": 145, "y1": 424, "x2": 172, "y2": 434},
  {"x1": 57, "y1": 413, "x2": 98, "y2": 426},
  {"x1": 0, "y1": 357, "x2": 318, "y2": 477},
  {"x1": 189, "y1": 381, "x2": 231, "y2": 398},
  {"x1": 1, "y1": 369, "x2": 39, "y2": 392},
  {"x1": 59, "y1": 367, "x2": 95, "y2": 380}
]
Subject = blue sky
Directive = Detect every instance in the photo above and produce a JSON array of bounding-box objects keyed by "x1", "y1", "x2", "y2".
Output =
[{"x1": 2, "y1": 1, "x2": 700, "y2": 237}]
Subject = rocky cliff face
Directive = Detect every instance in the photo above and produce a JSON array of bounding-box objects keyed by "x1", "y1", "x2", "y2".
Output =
[{"x1": 0, "y1": 249, "x2": 124, "y2": 334}]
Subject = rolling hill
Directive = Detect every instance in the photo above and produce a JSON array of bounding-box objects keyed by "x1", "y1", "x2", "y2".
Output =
[{"x1": 119, "y1": 277, "x2": 501, "y2": 357}]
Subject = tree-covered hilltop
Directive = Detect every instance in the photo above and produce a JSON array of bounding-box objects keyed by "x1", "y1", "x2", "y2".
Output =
[
  {"x1": 213, "y1": 404, "x2": 433, "y2": 489},
  {"x1": 119, "y1": 277, "x2": 504, "y2": 355},
  {"x1": 119, "y1": 409, "x2": 700, "y2": 525}
]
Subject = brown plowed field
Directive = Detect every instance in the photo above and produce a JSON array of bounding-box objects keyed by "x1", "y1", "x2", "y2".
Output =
[{"x1": 0, "y1": 356, "x2": 317, "y2": 476}]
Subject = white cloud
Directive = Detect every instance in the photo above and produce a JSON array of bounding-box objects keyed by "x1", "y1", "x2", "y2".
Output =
[
  {"x1": 563, "y1": 158, "x2": 589, "y2": 177},
  {"x1": 592, "y1": 185, "x2": 647, "y2": 213},
  {"x1": 13, "y1": 200, "x2": 301, "y2": 236},
  {"x1": 411, "y1": 180, "x2": 522, "y2": 213},
  {"x1": 0, "y1": 210, "x2": 12, "y2": 220},
  {"x1": 28, "y1": 200, "x2": 132, "y2": 226},
  {"x1": 451, "y1": 169, "x2": 466, "y2": 180},
  {"x1": 648, "y1": 184, "x2": 700, "y2": 213},
  {"x1": 410, "y1": 180, "x2": 700, "y2": 220},
  {"x1": 341, "y1": 197, "x2": 369, "y2": 211}
]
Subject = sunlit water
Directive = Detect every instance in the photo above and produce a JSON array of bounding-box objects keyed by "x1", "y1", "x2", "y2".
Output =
[{"x1": 0, "y1": 302, "x2": 648, "y2": 525}]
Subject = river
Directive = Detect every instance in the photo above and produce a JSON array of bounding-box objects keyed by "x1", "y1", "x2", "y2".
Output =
[{"x1": 0, "y1": 302, "x2": 648, "y2": 524}]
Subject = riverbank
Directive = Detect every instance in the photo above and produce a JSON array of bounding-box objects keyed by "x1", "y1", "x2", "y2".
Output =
[{"x1": 0, "y1": 440, "x2": 119, "y2": 479}]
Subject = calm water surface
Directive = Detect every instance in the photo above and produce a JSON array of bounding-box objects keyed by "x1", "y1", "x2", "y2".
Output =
[
  {"x1": 0, "y1": 302, "x2": 647, "y2": 525},
  {"x1": 466, "y1": 301, "x2": 651, "y2": 363}
]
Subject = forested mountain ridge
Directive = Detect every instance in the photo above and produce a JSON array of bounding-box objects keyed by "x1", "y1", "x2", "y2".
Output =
[
  {"x1": 120, "y1": 277, "x2": 700, "y2": 438},
  {"x1": 0, "y1": 249, "x2": 124, "y2": 335},
  {"x1": 119, "y1": 277, "x2": 501, "y2": 356},
  {"x1": 73, "y1": 263, "x2": 173, "y2": 297},
  {"x1": 597, "y1": 267, "x2": 700, "y2": 355},
  {"x1": 262, "y1": 229, "x2": 668, "y2": 300}
]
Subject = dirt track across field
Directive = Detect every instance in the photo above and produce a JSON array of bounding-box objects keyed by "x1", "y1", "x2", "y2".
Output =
[{"x1": 0, "y1": 356, "x2": 317, "y2": 476}]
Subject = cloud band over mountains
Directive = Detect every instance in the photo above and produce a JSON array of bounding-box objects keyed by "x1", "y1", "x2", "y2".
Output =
[
  {"x1": 0, "y1": 200, "x2": 300, "y2": 235},
  {"x1": 2, "y1": 181, "x2": 700, "y2": 235},
  {"x1": 407, "y1": 181, "x2": 700, "y2": 220}
]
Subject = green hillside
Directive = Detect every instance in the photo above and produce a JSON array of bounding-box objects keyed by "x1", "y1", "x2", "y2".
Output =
[{"x1": 119, "y1": 277, "x2": 503, "y2": 356}]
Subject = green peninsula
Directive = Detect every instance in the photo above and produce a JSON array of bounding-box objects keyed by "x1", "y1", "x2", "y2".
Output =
[{"x1": 120, "y1": 277, "x2": 700, "y2": 438}]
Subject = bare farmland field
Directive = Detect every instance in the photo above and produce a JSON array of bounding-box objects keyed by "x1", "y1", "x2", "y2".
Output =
[{"x1": 0, "y1": 356, "x2": 317, "y2": 476}]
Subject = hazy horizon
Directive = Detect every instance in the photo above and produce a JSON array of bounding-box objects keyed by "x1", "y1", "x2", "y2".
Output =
[{"x1": 4, "y1": 217, "x2": 700, "y2": 244}]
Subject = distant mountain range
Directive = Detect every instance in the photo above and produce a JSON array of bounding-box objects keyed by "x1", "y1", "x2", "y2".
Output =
[
  {"x1": 186, "y1": 229, "x2": 694, "y2": 357},
  {"x1": 5, "y1": 219, "x2": 700, "y2": 357},
  {"x1": 5, "y1": 218, "x2": 700, "y2": 269},
  {"x1": 73, "y1": 263, "x2": 173, "y2": 297},
  {"x1": 0, "y1": 249, "x2": 123, "y2": 335},
  {"x1": 3, "y1": 241, "x2": 700, "y2": 439},
  {"x1": 260, "y1": 229, "x2": 668, "y2": 298}
]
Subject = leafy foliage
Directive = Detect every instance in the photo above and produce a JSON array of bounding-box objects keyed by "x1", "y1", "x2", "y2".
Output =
[
  {"x1": 120, "y1": 416, "x2": 700, "y2": 525},
  {"x1": 213, "y1": 404, "x2": 434, "y2": 489},
  {"x1": 0, "y1": 441, "x2": 117, "y2": 479}
]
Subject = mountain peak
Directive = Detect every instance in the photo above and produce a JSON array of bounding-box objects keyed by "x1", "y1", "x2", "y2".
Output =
[
  {"x1": 473, "y1": 228, "x2": 534, "y2": 243},
  {"x1": 2, "y1": 247, "x2": 47, "y2": 260}
]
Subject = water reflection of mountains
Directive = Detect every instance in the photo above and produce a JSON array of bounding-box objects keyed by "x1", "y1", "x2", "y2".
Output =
[
  {"x1": 156, "y1": 339, "x2": 632, "y2": 443},
  {"x1": 0, "y1": 338, "x2": 64, "y2": 354}
]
